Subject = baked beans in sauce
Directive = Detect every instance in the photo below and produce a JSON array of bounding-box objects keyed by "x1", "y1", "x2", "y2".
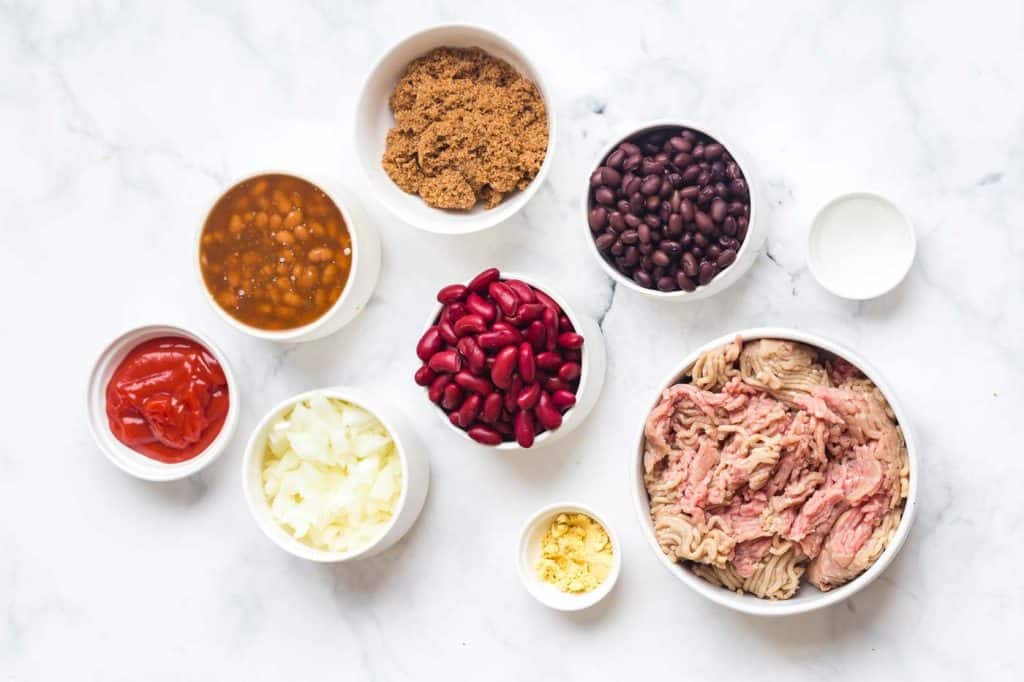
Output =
[{"x1": 200, "y1": 174, "x2": 352, "y2": 330}]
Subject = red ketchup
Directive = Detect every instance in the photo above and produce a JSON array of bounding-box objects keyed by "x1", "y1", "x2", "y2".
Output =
[{"x1": 105, "y1": 336, "x2": 230, "y2": 463}]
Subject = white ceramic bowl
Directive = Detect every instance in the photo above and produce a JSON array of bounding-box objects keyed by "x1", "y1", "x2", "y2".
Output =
[
  {"x1": 808, "y1": 192, "x2": 916, "y2": 300},
  {"x1": 582, "y1": 120, "x2": 766, "y2": 301},
  {"x1": 517, "y1": 502, "x2": 622, "y2": 611},
  {"x1": 354, "y1": 24, "x2": 556, "y2": 234},
  {"x1": 195, "y1": 172, "x2": 381, "y2": 343},
  {"x1": 420, "y1": 271, "x2": 606, "y2": 451},
  {"x1": 632, "y1": 327, "x2": 919, "y2": 616},
  {"x1": 242, "y1": 387, "x2": 429, "y2": 562},
  {"x1": 86, "y1": 324, "x2": 240, "y2": 481}
]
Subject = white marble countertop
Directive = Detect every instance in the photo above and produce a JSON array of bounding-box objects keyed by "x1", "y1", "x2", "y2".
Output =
[{"x1": 3, "y1": 1, "x2": 1022, "y2": 679}]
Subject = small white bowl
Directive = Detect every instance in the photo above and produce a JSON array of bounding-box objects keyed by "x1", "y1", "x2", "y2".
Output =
[
  {"x1": 242, "y1": 387, "x2": 430, "y2": 562},
  {"x1": 517, "y1": 502, "x2": 622, "y2": 611},
  {"x1": 582, "y1": 120, "x2": 766, "y2": 301},
  {"x1": 354, "y1": 24, "x2": 556, "y2": 234},
  {"x1": 195, "y1": 172, "x2": 381, "y2": 343},
  {"x1": 808, "y1": 192, "x2": 916, "y2": 300},
  {"x1": 420, "y1": 271, "x2": 606, "y2": 451},
  {"x1": 86, "y1": 324, "x2": 240, "y2": 482},
  {"x1": 632, "y1": 327, "x2": 919, "y2": 616}
]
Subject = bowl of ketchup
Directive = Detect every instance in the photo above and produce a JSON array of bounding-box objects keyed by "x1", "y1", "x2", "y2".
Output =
[{"x1": 87, "y1": 324, "x2": 239, "y2": 481}]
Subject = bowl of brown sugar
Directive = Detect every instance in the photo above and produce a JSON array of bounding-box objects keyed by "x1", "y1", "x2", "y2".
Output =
[{"x1": 355, "y1": 25, "x2": 555, "y2": 234}]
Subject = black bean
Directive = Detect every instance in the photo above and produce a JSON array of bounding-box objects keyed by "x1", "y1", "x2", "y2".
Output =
[
  {"x1": 638, "y1": 243, "x2": 654, "y2": 255},
  {"x1": 698, "y1": 186, "x2": 716, "y2": 206},
  {"x1": 669, "y1": 136, "x2": 691, "y2": 152},
  {"x1": 643, "y1": 214, "x2": 661, "y2": 228},
  {"x1": 633, "y1": 270, "x2": 653, "y2": 288},
  {"x1": 704, "y1": 143, "x2": 724, "y2": 160},
  {"x1": 707, "y1": 245, "x2": 722, "y2": 261},
  {"x1": 606, "y1": 148, "x2": 626, "y2": 169},
  {"x1": 656, "y1": 276, "x2": 675, "y2": 291},
  {"x1": 658, "y1": 202, "x2": 670, "y2": 222},
  {"x1": 642, "y1": 159, "x2": 665, "y2": 175},
  {"x1": 711, "y1": 198, "x2": 727, "y2": 223},
  {"x1": 595, "y1": 233, "x2": 615, "y2": 250},
  {"x1": 621, "y1": 229, "x2": 638, "y2": 244},
  {"x1": 698, "y1": 262, "x2": 715, "y2": 285},
  {"x1": 609, "y1": 212, "x2": 625, "y2": 232},
  {"x1": 676, "y1": 272, "x2": 696, "y2": 291},
  {"x1": 737, "y1": 216, "x2": 749, "y2": 241},
  {"x1": 589, "y1": 207, "x2": 608, "y2": 231},
  {"x1": 624, "y1": 213, "x2": 641, "y2": 228},
  {"x1": 628, "y1": 194, "x2": 644, "y2": 215},
  {"x1": 610, "y1": 240, "x2": 624, "y2": 256},
  {"x1": 660, "y1": 240, "x2": 682, "y2": 256},
  {"x1": 692, "y1": 145, "x2": 705, "y2": 159},
  {"x1": 601, "y1": 166, "x2": 623, "y2": 187},
  {"x1": 723, "y1": 216, "x2": 737, "y2": 236},
  {"x1": 595, "y1": 187, "x2": 615, "y2": 205},
  {"x1": 693, "y1": 232, "x2": 709, "y2": 248},
  {"x1": 590, "y1": 169, "x2": 604, "y2": 187},
  {"x1": 681, "y1": 166, "x2": 701, "y2": 184},
  {"x1": 717, "y1": 249, "x2": 737, "y2": 268},
  {"x1": 680, "y1": 200, "x2": 695, "y2": 223},
  {"x1": 624, "y1": 246, "x2": 640, "y2": 266},
  {"x1": 680, "y1": 186, "x2": 699, "y2": 200},
  {"x1": 681, "y1": 129, "x2": 697, "y2": 142},
  {"x1": 667, "y1": 214, "x2": 683, "y2": 236},
  {"x1": 619, "y1": 142, "x2": 641, "y2": 156},
  {"x1": 623, "y1": 175, "x2": 641, "y2": 196},
  {"x1": 681, "y1": 251, "x2": 699, "y2": 278},
  {"x1": 638, "y1": 223, "x2": 651, "y2": 243},
  {"x1": 645, "y1": 195, "x2": 661, "y2": 212},
  {"x1": 697, "y1": 170, "x2": 712, "y2": 187},
  {"x1": 690, "y1": 246, "x2": 703, "y2": 259},
  {"x1": 640, "y1": 175, "x2": 661, "y2": 195},
  {"x1": 672, "y1": 152, "x2": 692, "y2": 168},
  {"x1": 623, "y1": 154, "x2": 642, "y2": 171},
  {"x1": 651, "y1": 250, "x2": 670, "y2": 267},
  {"x1": 730, "y1": 178, "x2": 748, "y2": 197},
  {"x1": 680, "y1": 232, "x2": 692, "y2": 248},
  {"x1": 695, "y1": 211, "x2": 714, "y2": 234},
  {"x1": 654, "y1": 152, "x2": 670, "y2": 163}
]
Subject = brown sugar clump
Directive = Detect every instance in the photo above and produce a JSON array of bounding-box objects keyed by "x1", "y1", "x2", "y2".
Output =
[{"x1": 381, "y1": 47, "x2": 549, "y2": 211}]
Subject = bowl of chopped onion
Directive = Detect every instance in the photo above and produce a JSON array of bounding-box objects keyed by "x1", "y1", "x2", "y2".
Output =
[{"x1": 242, "y1": 387, "x2": 429, "y2": 562}]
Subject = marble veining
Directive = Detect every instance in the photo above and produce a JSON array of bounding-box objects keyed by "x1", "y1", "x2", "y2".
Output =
[{"x1": 1, "y1": 0, "x2": 1022, "y2": 680}]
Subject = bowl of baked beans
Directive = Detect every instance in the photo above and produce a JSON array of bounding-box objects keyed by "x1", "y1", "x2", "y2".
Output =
[{"x1": 196, "y1": 172, "x2": 381, "y2": 342}]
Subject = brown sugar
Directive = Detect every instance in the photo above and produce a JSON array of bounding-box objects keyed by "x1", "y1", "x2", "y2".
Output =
[{"x1": 382, "y1": 47, "x2": 549, "y2": 211}]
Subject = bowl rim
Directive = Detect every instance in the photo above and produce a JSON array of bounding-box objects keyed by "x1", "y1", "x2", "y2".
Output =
[
  {"x1": 86, "y1": 323, "x2": 240, "y2": 482},
  {"x1": 631, "y1": 326, "x2": 919, "y2": 616},
  {"x1": 517, "y1": 501, "x2": 622, "y2": 611},
  {"x1": 581, "y1": 119, "x2": 759, "y2": 300},
  {"x1": 241, "y1": 387, "x2": 413, "y2": 562},
  {"x1": 419, "y1": 270, "x2": 593, "y2": 452},
  {"x1": 353, "y1": 22, "x2": 557, "y2": 235},
  {"x1": 194, "y1": 170, "x2": 363, "y2": 341},
  {"x1": 807, "y1": 191, "x2": 916, "y2": 300}
]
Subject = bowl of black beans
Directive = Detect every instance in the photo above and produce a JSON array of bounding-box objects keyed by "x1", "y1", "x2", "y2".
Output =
[{"x1": 584, "y1": 121, "x2": 763, "y2": 298}]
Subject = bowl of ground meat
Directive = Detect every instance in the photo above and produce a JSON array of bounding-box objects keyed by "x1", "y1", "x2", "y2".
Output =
[{"x1": 632, "y1": 329, "x2": 918, "y2": 616}]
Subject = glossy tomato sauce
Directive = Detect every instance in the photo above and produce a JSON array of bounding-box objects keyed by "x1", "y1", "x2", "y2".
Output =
[{"x1": 105, "y1": 337, "x2": 230, "y2": 463}]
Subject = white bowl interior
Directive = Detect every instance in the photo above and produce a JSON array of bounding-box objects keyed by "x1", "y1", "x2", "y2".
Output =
[
  {"x1": 86, "y1": 324, "x2": 240, "y2": 482},
  {"x1": 582, "y1": 120, "x2": 764, "y2": 302},
  {"x1": 194, "y1": 171, "x2": 369, "y2": 342},
  {"x1": 517, "y1": 503, "x2": 621, "y2": 611},
  {"x1": 242, "y1": 388, "x2": 414, "y2": 562},
  {"x1": 354, "y1": 24, "x2": 556, "y2": 234},
  {"x1": 421, "y1": 271, "x2": 606, "y2": 451},
  {"x1": 632, "y1": 327, "x2": 918, "y2": 616},
  {"x1": 808, "y1": 192, "x2": 915, "y2": 300}
]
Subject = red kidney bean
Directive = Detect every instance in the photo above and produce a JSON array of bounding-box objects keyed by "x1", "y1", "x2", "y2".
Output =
[
  {"x1": 558, "y1": 315, "x2": 573, "y2": 332},
  {"x1": 481, "y1": 392, "x2": 503, "y2": 422},
  {"x1": 543, "y1": 376, "x2": 569, "y2": 393},
  {"x1": 454, "y1": 313, "x2": 486, "y2": 337},
  {"x1": 563, "y1": 348, "x2": 582, "y2": 363},
  {"x1": 455, "y1": 370, "x2": 492, "y2": 395},
  {"x1": 437, "y1": 284, "x2": 467, "y2": 304},
  {"x1": 514, "y1": 410, "x2": 535, "y2": 448},
  {"x1": 517, "y1": 342, "x2": 536, "y2": 383},
  {"x1": 456, "y1": 393, "x2": 482, "y2": 426},
  {"x1": 443, "y1": 302, "x2": 467, "y2": 323},
  {"x1": 438, "y1": 318, "x2": 458, "y2": 346},
  {"x1": 516, "y1": 382, "x2": 541, "y2": 410},
  {"x1": 467, "y1": 268, "x2": 500, "y2": 292},
  {"x1": 535, "y1": 393, "x2": 563, "y2": 430},
  {"x1": 416, "y1": 326, "x2": 442, "y2": 362},
  {"x1": 525, "y1": 320, "x2": 547, "y2": 351},
  {"x1": 557, "y1": 332, "x2": 584, "y2": 350},
  {"x1": 543, "y1": 308, "x2": 558, "y2": 352},
  {"x1": 465, "y1": 292, "x2": 496, "y2": 322},
  {"x1": 493, "y1": 419, "x2": 514, "y2": 437},
  {"x1": 468, "y1": 424, "x2": 502, "y2": 445},
  {"x1": 414, "y1": 365, "x2": 436, "y2": 386},
  {"x1": 428, "y1": 374, "x2": 451, "y2": 403},
  {"x1": 536, "y1": 351, "x2": 562, "y2": 371},
  {"x1": 478, "y1": 328, "x2": 522, "y2": 350},
  {"x1": 533, "y1": 288, "x2": 560, "y2": 312},
  {"x1": 464, "y1": 339, "x2": 486, "y2": 375},
  {"x1": 428, "y1": 349, "x2": 462, "y2": 374},
  {"x1": 487, "y1": 281, "x2": 518, "y2": 316},
  {"x1": 441, "y1": 383, "x2": 463, "y2": 410},
  {"x1": 504, "y1": 376, "x2": 523, "y2": 412},
  {"x1": 491, "y1": 346, "x2": 518, "y2": 389},
  {"x1": 513, "y1": 302, "x2": 545, "y2": 325},
  {"x1": 505, "y1": 279, "x2": 536, "y2": 303},
  {"x1": 558, "y1": 362, "x2": 581, "y2": 382},
  {"x1": 550, "y1": 389, "x2": 577, "y2": 411}
]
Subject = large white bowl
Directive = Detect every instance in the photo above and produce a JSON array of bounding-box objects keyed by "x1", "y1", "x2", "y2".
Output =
[
  {"x1": 420, "y1": 271, "x2": 606, "y2": 451},
  {"x1": 632, "y1": 327, "x2": 919, "y2": 616},
  {"x1": 354, "y1": 24, "x2": 556, "y2": 234},
  {"x1": 86, "y1": 323, "x2": 240, "y2": 482},
  {"x1": 582, "y1": 120, "x2": 766, "y2": 301},
  {"x1": 195, "y1": 172, "x2": 381, "y2": 343},
  {"x1": 242, "y1": 388, "x2": 429, "y2": 562}
]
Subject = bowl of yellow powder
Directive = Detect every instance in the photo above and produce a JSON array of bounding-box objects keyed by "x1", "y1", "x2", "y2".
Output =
[{"x1": 517, "y1": 502, "x2": 621, "y2": 611}]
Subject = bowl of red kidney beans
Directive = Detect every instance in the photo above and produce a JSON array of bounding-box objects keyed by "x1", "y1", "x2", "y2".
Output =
[
  {"x1": 415, "y1": 268, "x2": 607, "y2": 450},
  {"x1": 584, "y1": 121, "x2": 765, "y2": 300}
]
